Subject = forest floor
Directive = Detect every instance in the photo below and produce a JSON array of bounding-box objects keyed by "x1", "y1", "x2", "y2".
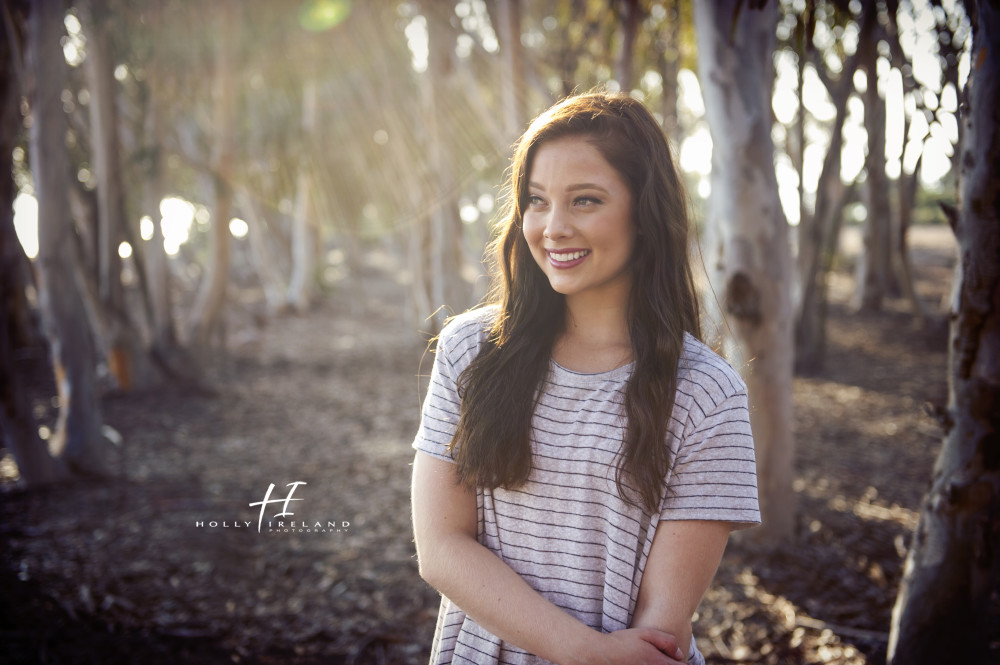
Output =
[{"x1": 1, "y1": 225, "x2": 955, "y2": 665}]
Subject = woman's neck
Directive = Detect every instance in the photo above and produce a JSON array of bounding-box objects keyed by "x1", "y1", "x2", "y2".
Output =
[{"x1": 552, "y1": 293, "x2": 632, "y2": 373}]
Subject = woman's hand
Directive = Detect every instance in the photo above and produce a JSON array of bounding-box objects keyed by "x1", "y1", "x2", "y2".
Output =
[{"x1": 581, "y1": 627, "x2": 687, "y2": 665}]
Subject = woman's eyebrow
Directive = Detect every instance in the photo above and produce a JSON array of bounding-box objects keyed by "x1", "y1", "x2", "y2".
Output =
[
  {"x1": 567, "y1": 183, "x2": 610, "y2": 194},
  {"x1": 528, "y1": 181, "x2": 611, "y2": 194}
]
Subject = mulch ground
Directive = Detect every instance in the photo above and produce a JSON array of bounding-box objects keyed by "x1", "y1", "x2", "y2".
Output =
[{"x1": 0, "y1": 227, "x2": 955, "y2": 664}]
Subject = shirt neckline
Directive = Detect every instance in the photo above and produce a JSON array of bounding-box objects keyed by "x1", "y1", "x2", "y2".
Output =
[{"x1": 549, "y1": 358, "x2": 634, "y2": 384}]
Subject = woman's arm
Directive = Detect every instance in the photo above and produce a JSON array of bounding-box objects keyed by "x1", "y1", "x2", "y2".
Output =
[
  {"x1": 412, "y1": 451, "x2": 687, "y2": 665},
  {"x1": 631, "y1": 520, "x2": 731, "y2": 660}
]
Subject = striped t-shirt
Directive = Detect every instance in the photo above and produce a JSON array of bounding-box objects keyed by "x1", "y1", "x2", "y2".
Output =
[{"x1": 413, "y1": 307, "x2": 760, "y2": 665}]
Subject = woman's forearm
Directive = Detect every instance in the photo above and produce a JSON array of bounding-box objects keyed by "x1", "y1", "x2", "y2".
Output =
[
  {"x1": 418, "y1": 531, "x2": 599, "y2": 665},
  {"x1": 631, "y1": 520, "x2": 731, "y2": 661},
  {"x1": 412, "y1": 452, "x2": 596, "y2": 664}
]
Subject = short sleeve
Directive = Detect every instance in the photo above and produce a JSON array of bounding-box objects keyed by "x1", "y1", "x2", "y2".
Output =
[
  {"x1": 411, "y1": 334, "x2": 463, "y2": 463},
  {"x1": 659, "y1": 390, "x2": 761, "y2": 528}
]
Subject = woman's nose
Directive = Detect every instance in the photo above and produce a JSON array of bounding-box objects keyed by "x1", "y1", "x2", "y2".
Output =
[{"x1": 542, "y1": 208, "x2": 572, "y2": 239}]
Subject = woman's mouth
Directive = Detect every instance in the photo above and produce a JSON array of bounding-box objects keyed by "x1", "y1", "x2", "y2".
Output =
[{"x1": 547, "y1": 249, "x2": 591, "y2": 268}]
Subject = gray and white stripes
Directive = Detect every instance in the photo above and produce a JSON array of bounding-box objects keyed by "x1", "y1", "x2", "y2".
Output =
[{"x1": 413, "y1": 307, "x2": 760, "y2": 665}]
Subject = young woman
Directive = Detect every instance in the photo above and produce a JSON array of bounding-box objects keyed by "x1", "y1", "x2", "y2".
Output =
[{"x1": 411, "y1": 92, "x2": 760, "y2": 665}]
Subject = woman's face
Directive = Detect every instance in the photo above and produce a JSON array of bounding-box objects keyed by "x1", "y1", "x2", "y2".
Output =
[{"x1": 522, "y1": 135, "x2": 635, "y2": 307}]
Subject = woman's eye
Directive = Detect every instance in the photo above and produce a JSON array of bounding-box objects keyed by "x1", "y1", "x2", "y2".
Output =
[
  {"x1": 527, "y1": 195, "x2": 545, "y2": 206},
  {"x1": 574, "y1": 196, "x2": 601, "y2": 207}
]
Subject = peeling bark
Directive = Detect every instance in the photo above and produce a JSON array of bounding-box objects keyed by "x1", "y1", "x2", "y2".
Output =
[
  {"x1": 695, "y1": 0, "x2": 796, "y2": 540},
  {"x1": 888, "y1": 3, "x2": 1000, "y2": 661}
]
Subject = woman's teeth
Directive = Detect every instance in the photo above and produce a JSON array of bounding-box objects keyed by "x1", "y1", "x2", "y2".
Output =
[{"x1": 550, "y1": 250, "x2": 590, "y2": 261}]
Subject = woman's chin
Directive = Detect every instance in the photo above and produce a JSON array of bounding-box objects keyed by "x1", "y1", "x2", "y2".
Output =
[{"x1": 544, "y1": 279, "x2": 577, "y2": 296}]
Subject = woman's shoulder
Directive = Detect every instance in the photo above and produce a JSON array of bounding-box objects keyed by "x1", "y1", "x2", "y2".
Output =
[
  {"x1": 678, "y1": 332, "x2": 747, "y2": 400},
  {"x1": 436, "y1": 305, "x2": 498, "y2": 363}
]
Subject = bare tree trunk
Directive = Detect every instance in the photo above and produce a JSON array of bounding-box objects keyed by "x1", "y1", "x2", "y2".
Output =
[
  {"x1": 80, "y1": 0, "x2": 122, "y2": 309},
  {"x1": 409, "y1": 209, "x2": 435, "y2": 332},
  {"x1": 496, "y1": 0, "x2": 526, "y2": 141},
  {"x1": 794, "y1": 13, "x2": 807, "y2": 243},
  {"x1": 892, "y1": 155, "x2": 929, "y2": 324},
  {"x1": 236, "y1": 186, "x2": 287, "y2": 313},
  {"x1": 286, "y1": 79, "x2": 317, "y2": 313},
  {"x1": 29, "y1": 0, "x2": 108, "y2": 477},
  {"x1": 883, "y1": 7, "x2": 929, "y2": 326},
  {"x1": 1, "y1": 16, "x2": 66, "y2": 486},
  {"x1": 658, "y1": 0, "x2": 681, "y2": 144},
  {"x1": 695, "y1": 0, "x2": 796, "y2": 540},
  {"x1": 420, "y1": 3, "x2": 470, "y2": 329},
  {"x1": 186, "y1": 0, "x2": 236, "y2": 347},
  {"x1": 0, "y1": 222, "x2": 64, "y2": 485},
  {"x1": 0, "y1": 223, "x2": 64, "y2": 485},
  {"x1": 796, "y1": 50, "x2": 859, "y2": 372},
  {"x1": 80, "y1": 0, "x2": 159, "y2": 391},
  {"x1": 142, "y1": 84, "x2": 177, "y2": 351},
  {"x1": 615, "y1": 0, "x2": 641, "y2": 91},
  {"x1": 888, "y1": 4, "x2": 1000, "y2": 661},
  {"x1": 854, "y1": 4, "x2": 891, "y2": 312}
]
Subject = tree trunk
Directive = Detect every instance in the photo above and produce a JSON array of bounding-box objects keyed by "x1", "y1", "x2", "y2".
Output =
[
  {"x1": 794, "y1": 13, "x2": 807, "y2": 242},
  {"x1": 28, "y1": 0, "x2": 108, "y2": 477},
  {"x1": 409, "y1": 208, "x2": 435, "y2": 332},
  {"x1": 887, "y1": 3, "x2": 1000, "y2": 662},
  {"x1": 854, "y1": 4, "x2": 891, "y2": 312},
  {"x1": 658, "y1": 0, "x2": 681, "y2": 143},
  {"x1": 186, "y1": 0, "x2": 236, "y2": 347},
  {"x1": 796, "y1": 50, "x2": 859, "y2": 372},
  {"x1": 615, "y1": 0, "x2": 640, "y2": 92},
  {"x1": 80, "y1": 0, "x2": 159, "y2": 391},
  {"x1": 80, "y1": 0, "x2": 123, "y2": 310},
  {"x1": 236, "y1": 186, "x2": 287, "y2": 313},
  {"x1": 891, "y1": 154, "x2": 929, "y2": 324},
  {"x1": 420, "y1": 3, "x2": 470, "y2": 329},
  {"x1": 141, "y1": 82, "x2": 177, "y2": 352},
  {"x1": 883, "y1": 8, "x2": 930, "y2": 326},
  {"x1": 695, "y1": 0, "x2": 796, "y2": 540},
  {"x1": 496, "y1": 0, "x2": 527, "y2": 141},
  {"x1": 0, "y1": 217, "x2": 64, "y2": 485},
  {"x1": 286, "y1": 78, "x2": 317, "y2": 313},
  {"x1": 1, "y1": 16, "x2": 67, "y2": 486}
]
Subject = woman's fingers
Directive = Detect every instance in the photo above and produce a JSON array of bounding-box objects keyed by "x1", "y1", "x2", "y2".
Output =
[
  {"x1": 602, "y1": 628, "x2": 687, "y2": 665},
  {"x1": 635, "y1": 627, "x2": 686, "y2": 662}
]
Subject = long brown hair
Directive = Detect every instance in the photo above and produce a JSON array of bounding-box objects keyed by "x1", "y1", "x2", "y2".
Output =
[{"x1": 448, "y1": 91, "x2": 701, "y2": 513}]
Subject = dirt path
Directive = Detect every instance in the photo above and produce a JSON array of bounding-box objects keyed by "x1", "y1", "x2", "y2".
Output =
[{"x1": 1, "y1": 228, "x2": 956, "y2": 664}]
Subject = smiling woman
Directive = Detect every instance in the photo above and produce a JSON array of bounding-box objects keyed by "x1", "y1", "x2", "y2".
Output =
[{"x1": 411, "y1": 91, "x2": 760, "y2": 665}]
